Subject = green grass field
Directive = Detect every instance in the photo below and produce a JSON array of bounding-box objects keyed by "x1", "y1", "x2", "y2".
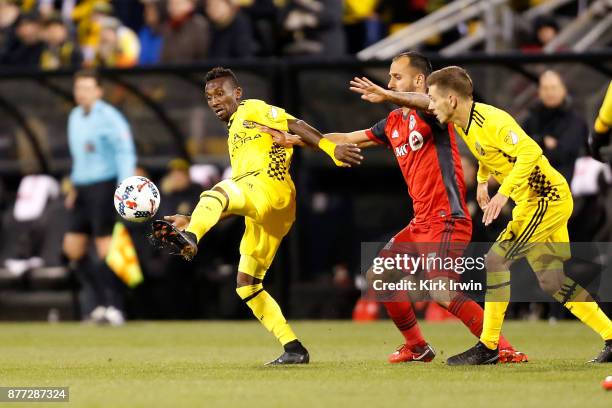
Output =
[{"x1": 0, "y1": 321, "x2": 610, "y2": 407}]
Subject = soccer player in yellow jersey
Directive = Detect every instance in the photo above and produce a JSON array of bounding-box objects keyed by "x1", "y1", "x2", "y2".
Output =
[
  {"x1": 151, "y1": 67, "x2": 362, "y2": 365},
  {"x1": 589, "y1": 80, "x2": 612, "y2": 162},
  {"x1": 423, "y1": 66, "x2": 612, "y2": 365}
]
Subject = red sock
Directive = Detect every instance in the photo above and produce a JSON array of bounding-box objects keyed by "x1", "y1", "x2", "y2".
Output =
[
  {"x1": 448, "y1": 294, "x2": 513, "y2": 350},
  {"x1": 382, "y1": 301, "x2": 427, "y2": 348}
]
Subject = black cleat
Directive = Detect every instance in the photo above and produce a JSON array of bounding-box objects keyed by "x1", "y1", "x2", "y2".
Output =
[
  {"x1": 447, "y1": 342, "x2": 499, "y2": 366},
  {"x1": 265, "y1": 350, "x2": 310, "y2": 366},
  {"x1": 265, "y1": 340, "x2": 310, "y2": 366},
  {"x1": 149, "y1": 220, "x2": 198, "y2": 261},
  {"x1": 588, "y1": 340, "x2": 612, "y2": 363}
]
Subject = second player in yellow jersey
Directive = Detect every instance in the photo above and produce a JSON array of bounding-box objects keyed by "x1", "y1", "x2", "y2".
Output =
[{"x1": 426, "y1": 66, "x2": 612, "y2": 365}]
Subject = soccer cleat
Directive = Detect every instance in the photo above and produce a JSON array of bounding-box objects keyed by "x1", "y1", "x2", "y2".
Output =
[
  {"x1": 388, "y1": 343, "x2": 436, "y2": 363},
  {"x1": 150, "y1": 220, "x2": 198, "y2": 261},
  {"x1": 265, "y1": 350, "x2": 310, "y2": 365},
  {"x1": 447, "y1": 342, "x2": 499, "y2": 366},
  {"x1": 587, "y1": 341, "x2": 612, "y2": 363},
  {"x1": 499, "y1": 347, "x2": 529, "y2": 363}
]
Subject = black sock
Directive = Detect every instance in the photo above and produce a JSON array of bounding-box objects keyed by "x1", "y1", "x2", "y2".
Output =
[{"x1": 284, "y1": 340, "x2": 306, "y2": 353}]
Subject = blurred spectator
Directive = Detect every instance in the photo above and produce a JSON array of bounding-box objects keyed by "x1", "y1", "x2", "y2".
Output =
[
  {"x1": 1, "y1": 11, "x2": 44, "y2": 67},
  {"x1": 280, "y1": 0, "x2": 346, "y2": 56},
  {"x1": 94, "y1": 16, "x2": 140, "y2": 68},
  {"x1": 522, "y1": 15, "x2": 560, "y2": 52},
  {"x1": 138, "y1": 0, "x2": 164, "y2": 65},
  {"x1": 206, "y1": 0, "x2": 255, "y2": 59},
  {"x1": 4, "y1": 174, "x2": 59, "y2": 276},
  {"x1": 343, "y1": 0, "x2": 382, "y2": 54},
  {"x1": 72, "y1": 0, "x2": 113, "y2": 65},
  {"x1": 240, "y1": 0, "x2": 279, "y2": 56},
  {"x1": 0, "y1": 0, "x2": 21, "y2": 57},
  {"x1": 159, "y1": 158, "x2": 202, "y2": 210},
  {"x1": 522, "y1": 70, "x2": 588, "y2": 184},
  {"x1": 40, "y1": 14, "x2": 82, "y2": 70},
  {"x1": 160, "y1": 0, "x2": 210, "y2": 64}
]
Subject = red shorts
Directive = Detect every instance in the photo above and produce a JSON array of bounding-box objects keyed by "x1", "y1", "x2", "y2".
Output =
[{"x1": 380, "y1": 217, "x2": 472, "y2": 279}]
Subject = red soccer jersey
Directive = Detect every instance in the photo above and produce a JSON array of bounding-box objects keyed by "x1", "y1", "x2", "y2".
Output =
[{"x1": 366, "y1": 108, "x2": 470, "y2": 223}]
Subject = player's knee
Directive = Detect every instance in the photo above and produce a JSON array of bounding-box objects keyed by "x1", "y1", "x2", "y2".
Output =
[
  {"x1": 196, "y1": 189, "x2": 228, "y2": 212},
  {"x1": 236, "y1": 271, "x2": 261, "y2": 288},
  {"x1": 485, "y1": 251, "x2": 509, "y2": 272},
  {"x1": 213, "y1": 179, "x2": 245, "y2": 211}
]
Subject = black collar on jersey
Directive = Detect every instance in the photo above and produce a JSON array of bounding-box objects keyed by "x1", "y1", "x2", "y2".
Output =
[{"x1": 465, "y1": 101, "x2": 476, "y2": 134}]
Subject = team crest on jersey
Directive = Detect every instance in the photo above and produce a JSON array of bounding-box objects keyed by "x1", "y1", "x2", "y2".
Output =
[
  {"x1": 409, "y1": 115, "x2": 416, "y2": 130},
  {"x1": 475, "y1": 141, "x2": 486, "y2": 156},
  {"x1": 504, "y1": 131, "x2": 519, "y2": 145},
  {"x1": 392, "y1": 129, "x2": 399, "y2": 139},
  {"x1": 267, "y1": 107, "x2": 279, "y2": 121},
  {"x1": 408, "y1": 130, "x2": 424, "y2": 151},
  {"x1": 243, "y1": 120, "x2": 256, "y2": 129}
]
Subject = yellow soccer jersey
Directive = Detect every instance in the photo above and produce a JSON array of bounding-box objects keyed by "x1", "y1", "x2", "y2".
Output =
[
  {"x1": 595, "y1": 81, "x2": 612, "y2": 133},
  {"x1": 454, "y1": 102, "x2": 569, "y2": 203},
  {"x1": 227, "y1": 99, "x2": 295, "y2": 184}
]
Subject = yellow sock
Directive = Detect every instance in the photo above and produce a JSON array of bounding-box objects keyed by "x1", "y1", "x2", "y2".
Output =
[
  {"x1": 564, "y1": 302, "x2": 612, "y2": 341},
  {"x1": 236, "y1": 284, "x2": 298, "y2": 345},
  {"x1": 551, "y1": 277, "x2": 612, "y2": 340},
  {"x1": 480, "y1": 270, "x2": 511, "y2": 350},
  {"x1": 186, "y1": 190, "x2": 227, "y2": 241}
]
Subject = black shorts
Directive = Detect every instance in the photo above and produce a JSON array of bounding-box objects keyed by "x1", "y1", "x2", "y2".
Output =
[{"x1": 68, "y1": 179, "x2": 117, "y2": 237}]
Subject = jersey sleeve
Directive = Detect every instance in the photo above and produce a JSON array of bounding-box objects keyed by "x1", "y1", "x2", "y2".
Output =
[
  {"x1": 364, "y1": 117, "x2": 389, "y2": 145},
  {"x1": 595, "y1": 81, "x2": 612, "y2": 133},
  {"x1": 240, "y1": 99, "x2": 295, "y2": 131},
  {"x1": 490, "y1": 117, "x2": 543, "y2": 198},
  {"x1": 477, "y1": 163, "x2": 490, "y2": 183}
]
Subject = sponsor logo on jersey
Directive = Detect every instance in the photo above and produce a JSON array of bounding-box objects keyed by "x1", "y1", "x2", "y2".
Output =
[
  {"x1": 475, "y1": 141, "x2": 486, "y2": 156},
  {"x1": 230, "y1": 132, "x2": 262, "y2": 156},
  {"x1": 392, "y1": 129, "x2": 399, "y2": 139},
  {"x1": 504, "y1": 131, "x2": 519, "y2": 145},
  {"x1": 243, "y1": 120, "x2": 257, "y2": 129},
  {"x1": 409, "y1": 115, "x2": 416, "y2": 130},
  {"x1": 395, "y1": 144, "x2": 409, "y2": 157},
  {"x1": 408, "y1": 130, "x2": 424, "y2": 151}
]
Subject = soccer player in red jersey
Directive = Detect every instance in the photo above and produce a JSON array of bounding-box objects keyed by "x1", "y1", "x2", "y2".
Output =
[{"x1": 326, "y1": 52, "x2": 526, "y2": 364}]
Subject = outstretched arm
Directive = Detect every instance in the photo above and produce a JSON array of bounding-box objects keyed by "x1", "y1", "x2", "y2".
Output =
[
  {"x1": 324, "y1": 130, "x2": 377, "y2": 148},
  {"x1": 349, "y1": 76, "x2": 431, "y2": 111},
  {"x1": 288, "y1": 119, "x2": 363, "y2": 167}
]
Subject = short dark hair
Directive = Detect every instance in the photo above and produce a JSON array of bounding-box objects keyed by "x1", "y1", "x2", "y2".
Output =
[
  {"x1": 426, "y1": 66, "x2": 473, "y2": 98},
  {"x1": 205, "y1": 67, "x2": 239, "y2": 88},
  {"x1": 74, "y1": 68, "x2": 102, "y2": 86},
  {"x1": 392, "y1": 51, "x2": 432, "y2": 76}
]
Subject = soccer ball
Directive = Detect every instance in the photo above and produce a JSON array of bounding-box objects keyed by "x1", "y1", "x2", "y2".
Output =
[{"x1": 114, "y1": 176, "x2": 161, "y2": 223}]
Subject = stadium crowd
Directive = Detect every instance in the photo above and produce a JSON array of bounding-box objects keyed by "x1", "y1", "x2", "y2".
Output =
[{"x1": 0, "y1": 0, "x2": 580, "y2": 69}]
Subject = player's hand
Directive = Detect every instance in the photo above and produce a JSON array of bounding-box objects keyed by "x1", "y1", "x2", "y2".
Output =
[
  {"x1": 164, "y1": 214, "x2": 191, "y2": 231},
  {"x1": 257, "y1": 124, "x2": 305, "y2": 147},
  {"x1": 349, "y1": 77, "x2": 389, "y2": 104},
  {"x1": 476, "y1": 182, "x2": 490, "y2": 210},
  {"x1": 482, "y1": 192, "x2": 508, "y2": 226},
  {"x1": 334, "y1": 143, "x2": 363, "y2": 167}
]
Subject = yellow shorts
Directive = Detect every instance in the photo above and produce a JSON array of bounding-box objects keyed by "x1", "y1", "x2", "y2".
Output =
[
  {"x1": 218, "y1": 173, "x2": 296, "y2": 280},
  {"x1": 492, "y1": 195, "x2": 573, "y2": 263}
]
